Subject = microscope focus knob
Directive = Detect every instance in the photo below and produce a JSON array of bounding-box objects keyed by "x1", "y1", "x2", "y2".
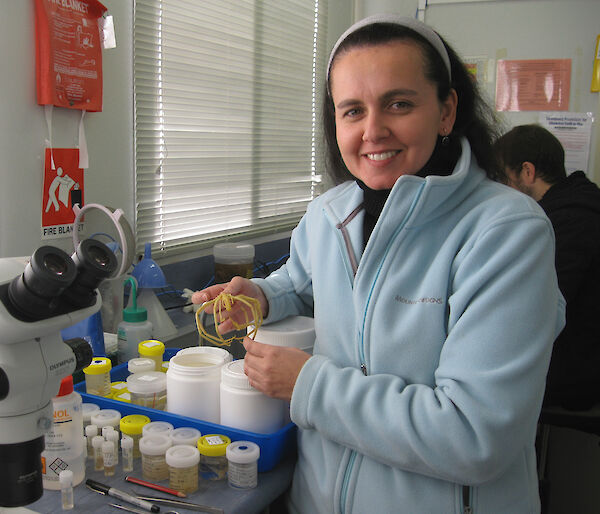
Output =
[
  {"x1": 0, "y1": 368, "x2": 8, "y2": 400},
  {"x1": 37, "y1": 416, "x2": 52, "y2": 433}
]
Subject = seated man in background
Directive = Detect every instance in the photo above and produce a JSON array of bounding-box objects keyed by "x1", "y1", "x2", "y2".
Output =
[{"x1": 494, "y1": 124, "x2": 600, "y2": 410}]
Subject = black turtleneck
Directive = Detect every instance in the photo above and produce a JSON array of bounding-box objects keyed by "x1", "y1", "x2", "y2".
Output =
[{"x1": 357, "y1": 136, "x2": 462, "y2": 247}]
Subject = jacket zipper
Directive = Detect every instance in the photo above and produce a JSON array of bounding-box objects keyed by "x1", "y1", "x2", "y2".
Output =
[
  {"x1": 337, "y1": 182, "x2": 426, "y2": 514},
  {"x1": 462, "y1": 485, "x2": 472, "y2": 514}
]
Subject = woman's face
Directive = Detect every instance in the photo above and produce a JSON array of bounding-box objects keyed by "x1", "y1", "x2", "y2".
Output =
[{"x1": 329, "y1": 41, "x2": 457, "y2": 190}]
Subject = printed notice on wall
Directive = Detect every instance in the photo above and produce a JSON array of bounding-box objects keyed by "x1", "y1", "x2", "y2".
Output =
[
  {"x1": 540, "y1": 112, "x2": 594, "y2": 175},
  {"x1": 495, "y1": 59, "x2": 571, "y2": 112},
  {"x1": 34, "y1": 0, "x2": 107, "y2": 111},
  {"x1": 42, "y1": 148, "x2": 85, "y2": 239}
]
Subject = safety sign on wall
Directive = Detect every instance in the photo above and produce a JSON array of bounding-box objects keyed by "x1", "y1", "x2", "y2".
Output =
[
  {"x1": 34, "y1": 0, "x2": 107, "y2": 111},
  {"x1": 41, "y1": 148, "x2": 85, "y2": 239}
]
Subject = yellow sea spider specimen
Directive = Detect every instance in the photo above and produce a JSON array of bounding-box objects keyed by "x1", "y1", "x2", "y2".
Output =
[{"x1": 195, "y1": 292, "x2": 262, "y2": 346}]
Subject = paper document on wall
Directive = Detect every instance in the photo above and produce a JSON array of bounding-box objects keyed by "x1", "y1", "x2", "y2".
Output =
[
  {"x1": 495, "y1": 59, "x2": 571, "y2": 112},
  {"x1": 540, "y1": 112, "x2": 594, "y2": 175}
]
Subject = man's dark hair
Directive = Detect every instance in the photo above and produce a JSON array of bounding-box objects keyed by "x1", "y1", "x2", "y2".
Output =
[{"x1": 493, "y1": 124, "x2": 567, "y2": 185}]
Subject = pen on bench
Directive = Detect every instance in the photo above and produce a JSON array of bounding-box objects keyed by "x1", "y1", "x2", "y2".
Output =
[
  {"x1": 125, "y1": 475, "x2": 186, "y2": 498},
  {"x1": 86, "y1": 479, "x2": 160, "y2": 513}
]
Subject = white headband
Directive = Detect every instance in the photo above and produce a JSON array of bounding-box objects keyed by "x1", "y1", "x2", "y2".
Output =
[{"x1": 327, "y1": 14, "x2": 452, "y2": 90}]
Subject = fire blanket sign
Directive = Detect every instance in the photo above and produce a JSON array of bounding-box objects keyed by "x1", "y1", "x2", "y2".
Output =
[
  {"x1": 34, "y1": 0, "x2": 107, "y2": 111},
  {"x1": 42, "y1": 148, "x2": 85, "y2": 239}
]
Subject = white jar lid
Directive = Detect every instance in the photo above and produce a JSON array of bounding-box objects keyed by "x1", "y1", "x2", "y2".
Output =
[
  {"x1": 176, "y1": 346, "x2": 233, "y2": 364},
  {"x1": 226, "y1": 440, "x2": 260, "y2": 464},
  {"x1": 166, "y1": 444, "x2": 200, "y2": 468},
  {"x1": 168, "y1": 352, "x2": 225, "y2": 374},
  {"x1": 121, "y1": 436, "x2": 134, "y2": 449},
  {"x1": 171, "y1": 427, "x2": 202, "y2": 446},
  {"x1": 82, "y1": 402, "x2": 100, "y2": 421},
  {"x1": 213, "y1": 242, "x2": 255, "y2": 263},
  {"x1": 251, "y1": 315, "x2": 315, "y2": 350},
  {"x1": 127, "y1": 371, "x2": 167, "y2": 393},
  {"x1": 128, "y1": 357, "x2": 156, "y2": 374},
  {"x1": 85, "y1": 424, "x2": 98, "y2": 437},
  {"x1": 90, "y1": 409, "x2": 121, "y2": 428},
  {"x1": 139, "y1": 434, "x2": 172, "y2": 456},
  {"x1": 221, "y1": 359, "x2": 253, "y2": 390},
  {"x1": 142, "y1": 421, "x2": 174, "y2": 436},
  {"x1": 59, "y1": 469, "x2": 73, "y2": 486},
  {"x1": 92, "y1": 435, "x2": 105, "y2": 449}
]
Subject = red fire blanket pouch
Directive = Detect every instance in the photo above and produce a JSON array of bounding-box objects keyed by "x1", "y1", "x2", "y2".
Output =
[{"x1": 35, "y1": 0, "x2": 107, "y2": 112}]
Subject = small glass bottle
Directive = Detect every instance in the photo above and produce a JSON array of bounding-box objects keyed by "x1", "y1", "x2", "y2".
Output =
[
  {"x1": 85, "y1": 424, "x2": 98, "y2": 459},
  {"x1": 102, "y1": 425, "x2": 115, "y2": 441},
  {"x1": 90, "y1": 409, "x2": 122, "y2": 436},
  {"x1": 83, "y1": 357, "x2": 112, "y2": 396},
  {"x1": 166, "y1": 445, "x2": 200, "y2": 494},
  {"x1": 128, "y1": 357, "x2": 156, "y2": 374},
  {"x1": 197, "y1": 434, "x2": 230, "y2": 481},
  {"x1": 107, "y1": 430, "x2": 120, "y2": 465},
  {"x1": 59, "y1": 469, "x2": 74, "y2": 510},
  {"x1": 120, "y1": 414, "x2": 151, "y2": 459},
  {"x1": 82, "y1": 403, "x2": 100, "y2": 430},
  {"x1": 171, "y1": 427, "x2": 201, "y2": 447},
  {"x1": 138, "y1": 339, "x2": 165, "y2": 371},
  {"x1": 139, "y1": 434, "x2": 172, "y2": 482},
  {"x1": 121, "y1": 436, "x2": 134, "y2": 472},
  {"x1": 102, "y1": 440, "x2": 116, "y2": 477},
  {"x1": 226, "y1": 440, "x2": 260, "y2": 489},
  {"x1": 92, "y1": 435, "x2": 105, "y2": 471}
]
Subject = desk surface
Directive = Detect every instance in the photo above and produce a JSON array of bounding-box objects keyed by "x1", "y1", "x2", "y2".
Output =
[{"x1": 27, "y1": 453, "x2": 294, "y2": 514}]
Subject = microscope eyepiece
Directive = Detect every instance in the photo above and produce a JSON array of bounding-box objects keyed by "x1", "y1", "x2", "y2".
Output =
[
  {"x1": 61, "y1": 239, "x2": 118, "y2": 308},
  {"x1": 7, "y1": 246, "x2": 77, "y2": 320}
]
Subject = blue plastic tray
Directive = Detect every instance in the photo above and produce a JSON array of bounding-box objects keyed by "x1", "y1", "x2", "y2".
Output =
[{"x1": 75, "y1": 348, "x2": 296, "y2": 472}]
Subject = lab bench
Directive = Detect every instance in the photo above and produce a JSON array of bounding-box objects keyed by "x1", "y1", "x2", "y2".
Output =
[{"x1": 27, "y1": 452, "x2": 295, "y2": 514}]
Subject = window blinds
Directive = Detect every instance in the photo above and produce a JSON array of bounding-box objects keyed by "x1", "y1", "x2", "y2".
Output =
[{"x1": 134, "y1": 0, "x2": 328, "y2": 258}]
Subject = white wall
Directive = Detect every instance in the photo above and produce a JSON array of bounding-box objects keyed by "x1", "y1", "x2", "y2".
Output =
[
  {"x1": 0, "y1": 0, "x2": 353, "y2": 261},
  {"x1": 357, "y1": 0, "x2": 600, "y2": 184},
  {"x1": 0, "y1": 0, "x2": 134, "y2": 258}
]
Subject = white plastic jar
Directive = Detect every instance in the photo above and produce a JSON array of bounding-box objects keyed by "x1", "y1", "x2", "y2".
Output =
[
  {"x1": 142, "y1": 421, "x2": 174, "y2": 438},
  {"x1": 90, "y1": 409, "x2": 122, "y2": 434},
  {"x1": 81, "y1": 402, "x2": 100, "y2": 429},
  {"x1": 171, "y1": 427, "x2": 202, "y2": 447},
  {"x1": 138, "y1": 339, "x2": 165, "y2": 371},
  {"x1": 176, "y1": 346, "x2": 233, "y2": 364},
  {"x1": 166, "y1": 445, "x2": 200, "y2": 494},
  {"x1": 139, "y1": 434, "x2": 172, "y2": 482},
  {"x1": 166, "y1": 352, "x2": 225, "y2": 423},
  {"x1": 127, "y1": 371, "x2": 167, "y2": 410},
  {"x1": 128, "y1": 357, "x2": 156, "y2": 374},
  {"x1": 220, "y1": 359, "x2": 287, "y2": 434}
]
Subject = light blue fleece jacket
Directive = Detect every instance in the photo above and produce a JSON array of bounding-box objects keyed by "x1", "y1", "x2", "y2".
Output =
[{"x1": 253, "y1": 138, "x2": 566, "y2": 514}]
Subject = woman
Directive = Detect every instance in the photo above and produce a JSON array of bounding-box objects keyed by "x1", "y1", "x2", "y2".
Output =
[{"x1": 193, "y1": 14, "x2": 565, "y2": 514}]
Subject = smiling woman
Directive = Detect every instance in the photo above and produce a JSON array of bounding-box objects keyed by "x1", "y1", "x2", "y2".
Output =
[
  {"x1": 192, "y1": 14, "x2": 565, "y2": 514},
  {"x1": 329, "y1": 40, "x2": 457, "y2": 189}
]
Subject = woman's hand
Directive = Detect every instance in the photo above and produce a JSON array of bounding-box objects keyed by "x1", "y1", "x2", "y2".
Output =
[
  {"x1": 243, "y1": 337, "x2": 311, "y2": 401},
  {"x1": 191, "y1": 276, "x2": 269, "y2": 334}
]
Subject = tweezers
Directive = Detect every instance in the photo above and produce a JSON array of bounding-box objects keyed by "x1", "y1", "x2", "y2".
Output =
[{"x1": 135, "y1": 494, "x2": 225, "y2": 514}]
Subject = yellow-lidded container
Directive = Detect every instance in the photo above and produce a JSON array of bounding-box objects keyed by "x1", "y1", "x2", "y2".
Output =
[
  {"x1": 83, "y1": 357, "x2": 112, "y2": 396},
  {"x1": 113, "y1": 390, "x2": 131, "y2": 403},
  {"x1": 120, "y1": 414, "x2": 151, "y2": 459},
  {"x1": 197, "y1": 434, "x2": 230, "y2": 481},
  {"x1": 138, "y1": 340, "x2": 165, "y2": 371},
  {"x1": 110, "y1": 381, "x2": 128, "y2": 396}
]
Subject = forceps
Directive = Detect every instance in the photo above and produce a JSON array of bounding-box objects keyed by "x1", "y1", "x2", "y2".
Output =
[
  {"x1": 135, "y1": 494, "x2": 225, "y2": 514},
  {"x1": 109, "y1": 503, "x2": 179, "y2": 514}
]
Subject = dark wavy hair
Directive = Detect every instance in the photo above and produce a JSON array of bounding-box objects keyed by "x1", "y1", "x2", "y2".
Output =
[{"x1": 323, "y1": 23, "x2": 502, "y2": 184}]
